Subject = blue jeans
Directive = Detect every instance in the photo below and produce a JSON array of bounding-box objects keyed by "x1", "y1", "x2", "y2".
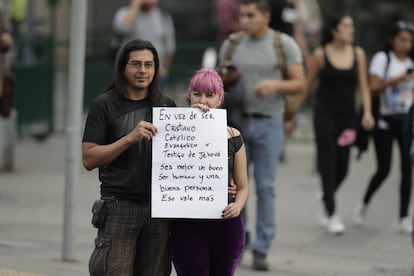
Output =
[{"x1": 241, "y1": 115, "x2": 284, "y2": 254}]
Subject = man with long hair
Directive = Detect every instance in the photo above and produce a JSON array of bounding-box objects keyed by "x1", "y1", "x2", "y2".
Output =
[{"x1": 82, "y1": 39, "x2": 176, "y2": 275}]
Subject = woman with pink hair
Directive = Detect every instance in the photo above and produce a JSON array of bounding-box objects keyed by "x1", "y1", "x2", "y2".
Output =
[{"x1": 169, "y1": 69, "x2": 249, "y2": 275}]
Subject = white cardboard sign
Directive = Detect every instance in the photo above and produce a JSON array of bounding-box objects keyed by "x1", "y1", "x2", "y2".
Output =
[{"x1": 151, "y1": 107, "x2": 228, "y2": 218}]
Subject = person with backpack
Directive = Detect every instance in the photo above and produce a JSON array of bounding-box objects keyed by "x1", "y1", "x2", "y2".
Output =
[
  {"x1": 112, "y1": 0, "x2": 176, "y2": 91},
  {"x1": 352, "y1": 20, "x2": 414, "y2": 234},
  {"x1": 267, "y1": 0, "x2": 313, "y2": 155},
  {"x1": 218, "y1": 0, "x2": 305, "y2": 271},
  {"x1": 306, "y1": 14, "x2": 374, "y2": 235},
  {"x1": 0, "y1": 4, "x2": 14, "y2": 171}
]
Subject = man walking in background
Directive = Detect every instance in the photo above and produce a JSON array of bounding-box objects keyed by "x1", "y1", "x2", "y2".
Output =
[
  {"x1": 218, "y1": 0, "x2": 305, "y2": 271},
  {"x1": 113, "y1": 0, "x2": 176, "y2": 91}
]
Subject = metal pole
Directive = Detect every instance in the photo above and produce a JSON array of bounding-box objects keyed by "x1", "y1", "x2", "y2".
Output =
[{"x1": 62, "y1": 0, "x2": 87, "y2": 261}]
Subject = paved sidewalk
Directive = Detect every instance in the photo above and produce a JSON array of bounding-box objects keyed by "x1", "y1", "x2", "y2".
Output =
[{"x1": 0, "y1": 135, "x2": 413, "y2": 275}]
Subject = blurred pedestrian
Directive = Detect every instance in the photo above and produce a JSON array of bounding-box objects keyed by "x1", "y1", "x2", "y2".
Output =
[
  {"x1": 9, "y1": 0, "x2": 27, "y2": 62},
  {"x1": 295, "y1": 0, "x2": 321, "y2": 52},
  {"x1": 0, "y1": 3, "x2": 14, "y2": 172},
  {"x1": 268, "y1": 0, "x2": 312, "y2": 66},
  {"x1": 201, "y1": 0, "x2": 241, "y2": 70},
  {"x1": 218, "y1": 0, "x2": 305, "y2": 270},
  {"x1": 82, "y1": 39, "x2": 176, "y2": 276},
  {"x1": 353, "y1": 20, "x2": 414, "y2": 234},
  {"x1": 306, "y1": 14, "x2": 374, "y2": 235},
  {"x1": 169, "y1": 68, "x2": 249, "y2": 276},
  {"x1": 267, "y1": 0, "x2": 311, "y2": 151},
  {"x1": 216, "y1": 0, "x2": 240, "y2": 42},
  {"x1": 113, "y1": 0, "x2": 176, "y2": 91}
]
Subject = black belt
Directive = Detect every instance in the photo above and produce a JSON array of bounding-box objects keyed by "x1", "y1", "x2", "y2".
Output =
[
  {"x1": 100, "y1": 195, "x2": 148, "y2": 205},
  {"x1": 101, "y1": 195, "x2": 122, "y2": 202}
]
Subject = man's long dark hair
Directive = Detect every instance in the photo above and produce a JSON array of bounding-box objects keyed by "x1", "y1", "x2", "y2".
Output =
[{"x1": 106, "y1": 39, "x2": 162, "y2": 105}]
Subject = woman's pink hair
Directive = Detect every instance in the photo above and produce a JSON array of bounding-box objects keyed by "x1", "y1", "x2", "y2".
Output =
[{"x1": 187, "y1": 68, "x2": 224, "y2": 100}]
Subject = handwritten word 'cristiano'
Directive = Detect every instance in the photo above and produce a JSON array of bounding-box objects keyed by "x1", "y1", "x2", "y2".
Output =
[{"x1": 165, "y1": 123, "x2": 196, "y2": 132}]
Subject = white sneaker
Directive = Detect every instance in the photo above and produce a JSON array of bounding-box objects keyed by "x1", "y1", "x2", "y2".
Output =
[
  {"x1": 352, "y1": 202, "x2": 367, "y2": 226},
  {"x1": 327, "y1": 215, "x2": 345, "y2": 235},
  {"x1": 400, "y1": 217, "x2": 413, "y2": 234}
]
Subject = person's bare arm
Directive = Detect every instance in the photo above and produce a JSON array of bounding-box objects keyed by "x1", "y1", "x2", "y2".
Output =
[
  {"x1": 122, "y1": 0, "x2": 142, "y2": 26},
  {"x1": 222, "y1": 131, "x2": 248, "y2": 219},
  {"x1": 297, "y1": 47, "x2": 323, "y2": 106},
  {"x1": 370, "y1": 70, "x2": 413, "y2": 96},
  {"x1": 82, "y1": 120, "x2": 157, "y2": 171},
  {"x1": 356, "y1": 47, "x2": 374, "y2": 130},
  {"x1": 293, "y1": 23, "x2": 311, "y2": 67},
  {"x1": 254, "y1": 62, "x2": 306, "y2": 97},
  {"x1": 228, "y1": 179, "x2": 237, "y2": 199},
  {"x1": 306, "y1": 47, "x2": 323, "y2": 90},
  {"x1": 281, "y1": 48, "x2": 322, "y2": 134}
]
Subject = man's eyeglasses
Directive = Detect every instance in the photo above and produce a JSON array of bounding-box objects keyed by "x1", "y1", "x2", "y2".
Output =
[
  {"x1": 127, "y1": 61, "x2": 154, "y2": 69},
  {"x1": 398, "y1": 21, "x2": 414, "y2": 32}
]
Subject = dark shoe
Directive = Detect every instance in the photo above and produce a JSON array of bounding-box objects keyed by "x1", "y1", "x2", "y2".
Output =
[
  {"x1": 252, "y1": 250, "x2": 269, "y2": 271},
  {"x1": 244, "y1": 232, "x2": 250, "y2": 249}
]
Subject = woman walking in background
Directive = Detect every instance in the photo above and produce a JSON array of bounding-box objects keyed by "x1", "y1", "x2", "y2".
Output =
[
  {"x1": 353, "y1": 21, "x2": 414, "y2": 234},
  {"x1": 306, "y1": 14, "x2": 374, "y2": 234}
]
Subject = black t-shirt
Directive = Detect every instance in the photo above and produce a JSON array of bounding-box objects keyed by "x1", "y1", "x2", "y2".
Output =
[
  {"x1": 227, "y1": 129, "x2": 243, "y2": 203},
  {"x1": 82, "y1": 90, "x2": 176, "y2": 202}
]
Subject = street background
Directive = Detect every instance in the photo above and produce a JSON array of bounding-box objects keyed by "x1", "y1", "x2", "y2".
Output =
[
  {"x1": 0, "y1": 1, "x2": 413, "y2": 275},
  {"x1": 0, "y1": 131, "x2": 413, "y2": 276}
]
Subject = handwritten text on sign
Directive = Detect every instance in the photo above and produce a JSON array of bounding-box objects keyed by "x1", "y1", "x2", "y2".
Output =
[{"x1": 152, "y1": 107, "x2": 228, "y2": 218}]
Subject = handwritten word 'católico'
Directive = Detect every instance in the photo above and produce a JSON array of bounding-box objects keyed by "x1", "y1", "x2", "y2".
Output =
[{"x1": 164, "y1": 133, "x2": 196, "y2": 142}]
